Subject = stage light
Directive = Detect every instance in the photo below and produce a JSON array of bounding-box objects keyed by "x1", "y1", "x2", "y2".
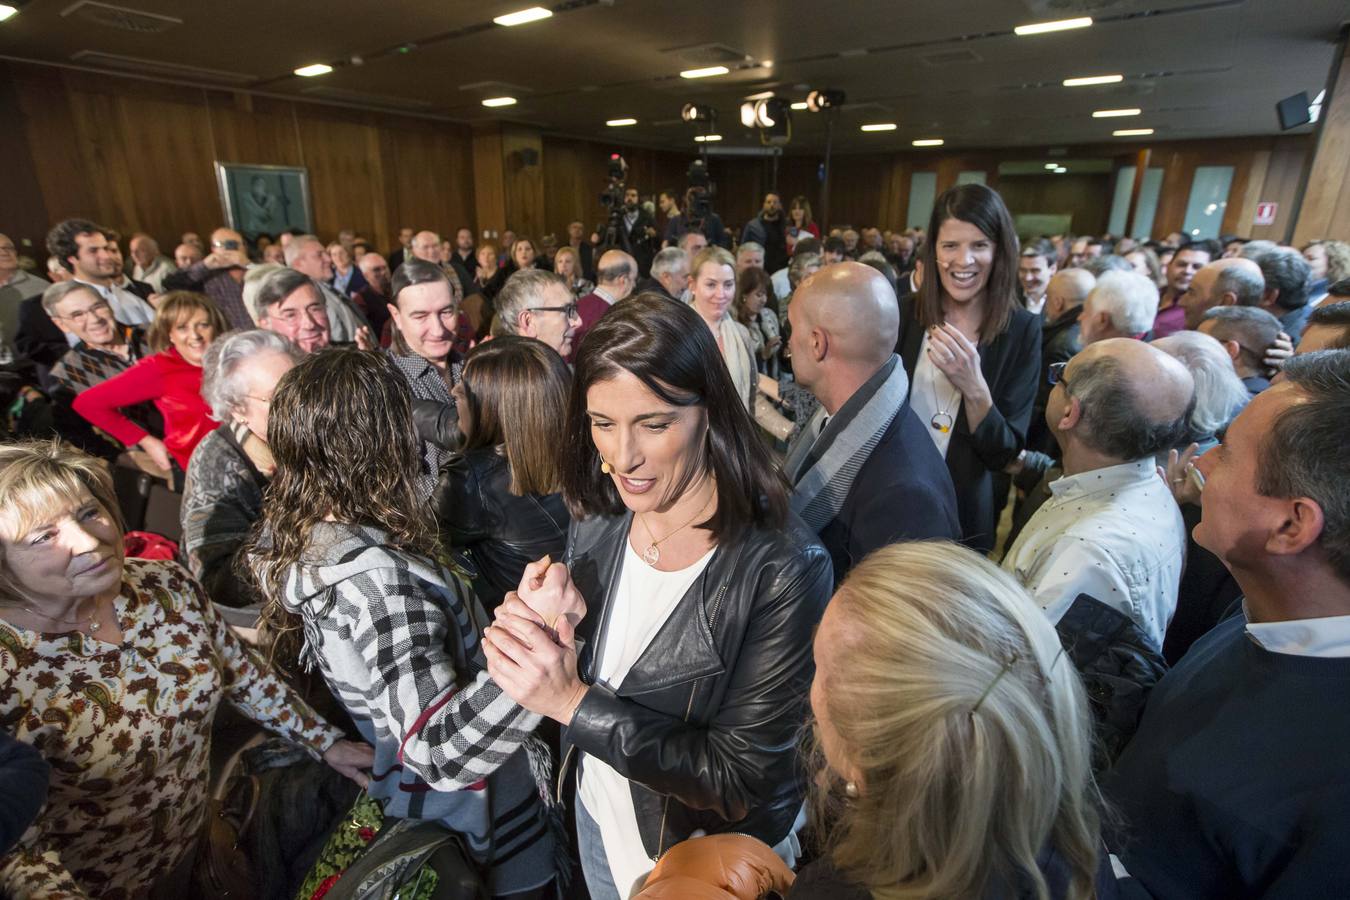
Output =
[
  {"x1": 681, "y1": 104, "x2": 714, "y2": 123},
  {"x1": 0, "y1": 5, "x2": 18, "y2": 22},
  {"x1": 742, "y1": 98, "x2": 787, "y2": 129},
  {"x1": 294, "y1": 64, "x2": 332, "y2": 77},
  {"x1": 806, "y1": 89, "x2": 846, "y2": 112}
]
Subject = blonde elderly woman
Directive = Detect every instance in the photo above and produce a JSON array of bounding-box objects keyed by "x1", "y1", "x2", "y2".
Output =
[
  {"x1": 794, "y1": 542, "x2": 1113, "y2": 899},
  {"x1": 0, "y1": 441, "x2": 371, "y2": 899}
]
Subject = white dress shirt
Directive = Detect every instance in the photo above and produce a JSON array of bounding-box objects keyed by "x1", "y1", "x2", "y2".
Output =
[
  {"x1": 1002, "y1": 458, "x2": 1186, "y2": 651},
  {"x1": 77, "y1": 278, "x2": 156, "y2": 327},
  {"x1": 1246, "y1": 613, "x2": 1350, "y2": 658}
]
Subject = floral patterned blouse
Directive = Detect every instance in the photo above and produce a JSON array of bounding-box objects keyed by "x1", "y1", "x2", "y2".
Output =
[{"x1": 0, "y1": 558, "x2": 342, "y2": 899}]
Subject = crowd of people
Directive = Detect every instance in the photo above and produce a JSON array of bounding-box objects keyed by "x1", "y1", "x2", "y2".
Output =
[{"x1": 0, "y1": 180, "x2": 1348, "y2": 900}]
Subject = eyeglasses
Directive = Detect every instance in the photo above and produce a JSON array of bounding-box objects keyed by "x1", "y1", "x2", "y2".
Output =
[
  {"x1": 529, "y1": 304, "x2": 579, "y2": 319},
  {"x1": 57, "y1": 300, "x2": 113, "y2": 325},
  {"x1": 244, "y1": 394, "x2": 272, "y2": 406},
  {"x1": 1046, "y1": 361, "x2": 1070, "y2": 387}
]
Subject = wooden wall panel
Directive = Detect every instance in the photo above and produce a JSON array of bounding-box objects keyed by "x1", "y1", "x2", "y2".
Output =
[
  {"x1": 1294, "y1": 38, "x2": 1350, "y2": 244},
  {"x1": 4, "y1": 60, "x2": 474, "y2": 259},
  {"x1": 996, "y1": 174, "x2": 1114, "y2": 235},
  {"x1": 472, "y1": 125, "x2": 507, "y2": 241},
  {"x1": 501, "y1": 125, "x2": 545, "y2": 240}
]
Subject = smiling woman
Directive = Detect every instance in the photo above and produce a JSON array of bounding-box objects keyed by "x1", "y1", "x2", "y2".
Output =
[
  {"x1": 479, "y1": 293, "x2": 832, "y2": 898},
  {"x1": 897, "y1": 184, "x2": 1042, "y2": 554},
  {"x1": 71, "y1": 291, "x2": 225, "y2": 479}
]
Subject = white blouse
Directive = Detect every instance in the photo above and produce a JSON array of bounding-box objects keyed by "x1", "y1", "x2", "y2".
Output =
[{"x1": 910, "y1": 331, "x2": 963, "y2": 459}]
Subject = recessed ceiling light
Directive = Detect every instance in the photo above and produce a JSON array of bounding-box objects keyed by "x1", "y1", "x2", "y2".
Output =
[
  {"x1": 1063, "y1": 74, "x2": 1123, "y2": 87},
  {"x1": 1092, "y1": 108, "x2": 1141, "y2": 118},
  {"x1": 860, "y1": 123, "x2": 897, "y2": 132},
  {"x1": 294, "y1": 63, "x2": 332, "y2": 77},
  {"x1": 0, "y1": 5, "x2": 18, "y2": 22},
  {"x1": 681, "y1": 65, "x2": 730, "y2": 79},
  {"x1": 790, "y1": 101, "x2": 808, "y2": 111},
  {"x1": 1113, "y1": 128, "x2": 1155, "y2": 136},
  {"x1": 1044, "y1": 163, "x2": 1060, "y2": 169},
  {"x1": 912, "y1": 138, "x2": 944, "y2": 147},
  {"x1": 493, "y1": 7, "x2": 552, "y2": 26},
  {"x1": 482, "y1": 96, "x2": 517, "y2": 107},
  {"x1": 694, "y1": 134, "x2": 723, "y2": 142},
  {"x1": 1054, "y1": 166, "x2": 1068, "y2": 173},
  {"x1": 1014, "y1": 17, "x2": 1093, "y2": 36},
  {"x1": 606, "y1": 118, "x2": 637, "y2": 127}
]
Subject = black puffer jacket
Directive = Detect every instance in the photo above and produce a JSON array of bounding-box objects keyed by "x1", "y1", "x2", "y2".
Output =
[
  {"x1": 1055, "y1": 593, "x2": 1168, "y2": 773},
  {"x1": 433, "y1": 447, "x2": 569, "y2": 609},
  {"x1": 561, "y1": 510, "x2": 833, "y2": 860}
]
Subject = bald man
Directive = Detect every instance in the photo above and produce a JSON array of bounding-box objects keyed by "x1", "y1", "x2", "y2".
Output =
[
  {"x1": 1180, "y1": 256, "x2": 1265, "y2": 330},
  {"x1": 784, "y1": 261, "x2": 959, "y2": 583},
  {"x1": 160, "y1": 226, "x2": 253, "y2": 328},
  {"x1": 1002, "y1": 338, "x2": 1195, "y2": 650},
  {"x1": 571, "y1": 249, "x2": 637, "y2": 356}
]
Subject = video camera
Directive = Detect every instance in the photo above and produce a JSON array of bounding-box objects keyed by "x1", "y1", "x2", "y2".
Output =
[
  {"x1": 684, "y1": 159, "x2": 716, "y2": 232},
  {"x1": 599, "y1": 153, "x2": 628, "y2": 210}
]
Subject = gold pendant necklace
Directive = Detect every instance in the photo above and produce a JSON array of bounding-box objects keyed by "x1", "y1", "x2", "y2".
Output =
[
  {"x1": 640, "y1": 489, "x2": 716, "y2": 566},
  {"x1": 24, "y1": 596, "x2": 100, "y2": 633}
]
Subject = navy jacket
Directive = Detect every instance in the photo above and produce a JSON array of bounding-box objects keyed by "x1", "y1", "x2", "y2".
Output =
[
  {"x1": 0, "y1": 730, "x2": 48, "y2": 855},
  {"x1": 812, "y1": 403, "x2": 961, "y2": 585}
]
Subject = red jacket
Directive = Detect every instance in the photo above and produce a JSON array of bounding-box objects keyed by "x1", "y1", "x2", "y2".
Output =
[{"x1": 73, "y1": 346, "x2": 217, "y2": 469}]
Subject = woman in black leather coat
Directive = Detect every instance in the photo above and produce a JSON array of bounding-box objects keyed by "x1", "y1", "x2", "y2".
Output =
[
  {"x1": 480, "y1": 293, "x2": 833, "y2": 900},
  {"x1": 433, "y1": 335, "x2": 570, "y2": 611}
]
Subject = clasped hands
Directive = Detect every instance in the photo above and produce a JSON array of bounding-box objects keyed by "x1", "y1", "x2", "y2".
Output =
[{"x1": 481, "y1": 556, "x2": 589, "y2": 726}]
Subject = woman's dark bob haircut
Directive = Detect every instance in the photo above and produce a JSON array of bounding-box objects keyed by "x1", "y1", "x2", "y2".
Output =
[
  {"x1": 560, "y1": 292, "x2": 789, "y2": 539},
  {"x1": 914, "y1": 183, "x2": 1021, "y2": 341}
]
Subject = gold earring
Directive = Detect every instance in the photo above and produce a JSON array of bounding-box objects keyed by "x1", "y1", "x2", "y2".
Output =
[{"x1": 600, "y1": 460, "x2": 612, "y2": 474}]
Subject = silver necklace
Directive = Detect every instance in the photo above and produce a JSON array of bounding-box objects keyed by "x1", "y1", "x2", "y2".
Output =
[{"x1": 928, "y1": 336, "x2": 955, "y2": 434}]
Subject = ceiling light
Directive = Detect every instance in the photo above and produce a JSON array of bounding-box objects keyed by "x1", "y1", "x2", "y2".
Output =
[
  {"x1": 1092, "y1": 108, "x2": 1141, "y2": 118},
  {"x1": 861, "y1": 123, "x2": 897, "y2": 132},
  {"x1": 1014, "y1": 17, "x2": 1093, "y2": 36},
  {"x1": 0, "y1": 5, "x2": 17, "y2": 22},
  {"x1": 790, "y1": 101, "x2": 808, "y2": 111},
  {"x1": 1044, "y1": 163, "x2": 1060, "y2": 169},
  {"x1": 606, "y1": 117, "x2": 637, "y2": 127},
  {"x1": 493, "y1": 6, "x2": 553, "y2": 26},
  {"x1": 681, "y1": 65, "x2": 729, "y2": 79},
  {"x1": 1113, "y1": 128, "x2": 1155, "y2": 136},
  {"x1": 482, "y1": 96, "x2": 517, "y2": 107},
  {"x1": 294, "y1": 63, "x2": 332, "y2": 77},
  {"x1": 761, "y1": 60, "x2": 774, "y2": 68},
  {"x1": 694, "y1": 134, "x2": 722, "y2": 142},
  {"x1": 1063, "y1": 74, "x2": 1123, "y2": 87},
  {"x1": 912, "y1": 138, "x2": 944, "y2": 146},
  {"x1": 1054, "y1": 166, "x2": 1068, "y2": 173}
]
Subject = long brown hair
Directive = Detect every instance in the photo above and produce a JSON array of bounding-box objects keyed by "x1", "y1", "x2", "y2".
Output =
[
  {"x1": 247, "y1": 348, "x2": 436, "y2": 665},
  {"x1": 733, "y1": 266, "x2": 774, "y2": 328},
  {"x1": 914, "y1": 183, "x2": 1021, "y2": 341},
  {"x1": 560, "y1": 292, "x2": 789, "y2": 539},
  {"x1": 460, "y1": 336, "x2": 570, "y2": 496}
]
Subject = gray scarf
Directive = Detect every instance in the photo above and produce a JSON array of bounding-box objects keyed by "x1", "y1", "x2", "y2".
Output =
[{"x1": 784, "y1": 355, "x2": 910, "y2": 532}]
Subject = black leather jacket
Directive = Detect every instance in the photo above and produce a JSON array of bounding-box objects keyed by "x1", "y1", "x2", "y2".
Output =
[
  {"x1": 432, "y1": 447, "x2": 569, "y2": 608},
  {"x1": 561, "y1": 510, "x2": 833, "y2": 860}
]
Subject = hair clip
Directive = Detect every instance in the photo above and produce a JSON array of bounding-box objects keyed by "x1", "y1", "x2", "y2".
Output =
[{"x1": 970, "y1": 652, "x2": 1020, "y2": 716}]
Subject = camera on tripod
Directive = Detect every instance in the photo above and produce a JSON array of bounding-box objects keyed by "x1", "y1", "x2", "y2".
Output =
[
  {"x1": 599, "y1": 153, "x2": 628, "y2": 209},
  {"x1": 684, "y1": 159, "x2": 716, "y2": 231}
]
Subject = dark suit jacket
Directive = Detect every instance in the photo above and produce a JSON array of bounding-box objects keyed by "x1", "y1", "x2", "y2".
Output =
[
  {"x1": 1027, "y1": 308, "x2": 1082, "y2": 457},
  {"x1": 897, "y1": 296, "x2": 1041, "y2": 554},
  {"x1": 15, "y1": 296, "x2": 67, "y2": 371},
  {"x1": 812, "y1": 404, "x2": 961, "y2": 584}
]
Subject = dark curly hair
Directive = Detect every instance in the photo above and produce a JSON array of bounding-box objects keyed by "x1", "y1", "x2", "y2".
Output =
[
  {"x1": 46, "y1": 218, "x2": 105, "y2": 273},
  {"x1": 247, "y1": 348, "x2": 436, "y2": 666}
]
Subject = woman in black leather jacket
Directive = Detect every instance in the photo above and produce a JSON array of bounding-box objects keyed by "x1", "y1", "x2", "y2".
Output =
[
  {"x1": 481, "y1": 293, "x2": 833, "y2": 900},
  {"x1": 433, "y1": 335, "x2": 570, "y2": 611}
]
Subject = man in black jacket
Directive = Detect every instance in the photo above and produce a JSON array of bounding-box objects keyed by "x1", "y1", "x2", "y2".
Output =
[{"x1": 784, "y1": 262, "x2": 960, "y2": 584}]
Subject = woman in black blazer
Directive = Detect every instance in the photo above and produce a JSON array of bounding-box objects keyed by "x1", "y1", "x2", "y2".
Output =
[
  {"x1": 897, "y1": 184, "x2": 1041, "y2": 554},
  {"x1": 434, "y1": 335, "x2": 571, "y2": 608}
]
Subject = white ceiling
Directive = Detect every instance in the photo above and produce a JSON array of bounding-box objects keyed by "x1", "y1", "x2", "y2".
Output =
[{"x1": 1, "y1": 0, "x2": 1344, "y2": 152}]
